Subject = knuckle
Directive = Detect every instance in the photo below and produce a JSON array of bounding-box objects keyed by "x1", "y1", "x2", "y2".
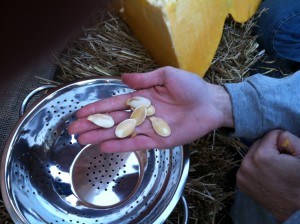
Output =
[
  {"x1": 164, "y1": 65, "x2": 172, "y2": 69},
  {"x1": 279, "y1": 130, "x2": 292, "y2": 142},
  {"x1": 278, "y1": 130, "x2": 290, "y2": 139},
  {"x1": 239, "y1": 156, "x2": 251, "y2": 173},
  {"x1": 236, "y1": 169, "x2": 245, "y2": 190},
  {"x1": 162, "y1": 66, "x2": 174, "y2": 71},
  {"x1": 253, "y1": 148, "x2": 268, "y2": 163},
  {"x1": 236, "y1": 159, "x2": 250, "y2": 188}
]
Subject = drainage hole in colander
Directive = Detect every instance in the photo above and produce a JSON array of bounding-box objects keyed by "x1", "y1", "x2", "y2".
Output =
[{"x1": 70, "y1": 144, "x2": 143, "y2": 208}]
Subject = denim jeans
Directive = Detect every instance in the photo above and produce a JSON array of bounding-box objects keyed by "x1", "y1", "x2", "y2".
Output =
[
  {"x1": 231, "y1": 188, "x2": 280, "y2": 224},
  {"x1": 253, "y1": 0, "x2": 300, "y2": 62}
]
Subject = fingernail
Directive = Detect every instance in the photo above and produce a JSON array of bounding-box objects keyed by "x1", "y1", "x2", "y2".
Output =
[{"x1": 281, "y1": 138, "x2": 290, "y2": 148}]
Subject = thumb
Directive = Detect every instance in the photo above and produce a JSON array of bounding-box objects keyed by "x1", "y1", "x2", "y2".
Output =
[
  {"x1": 121, "y1": 67, "x2": 168, "y2": 89},
  {"x1": 252, "y1": 129, "x2": 281, "y2": 155},
  {"x1": 277, "y1": 131, "x2": 300, "y2": 156}
]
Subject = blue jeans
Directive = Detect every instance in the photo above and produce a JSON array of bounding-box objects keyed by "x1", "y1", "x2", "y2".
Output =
[
  {"x1": 253, "y1": 0, "x2": 300, "y2": 62},
  {"x1": 231, "y1": 1, "x2": 300, "y2": 223},
  {"x1": 231, "y1": 188, "x2": 280, "y2": 224}
]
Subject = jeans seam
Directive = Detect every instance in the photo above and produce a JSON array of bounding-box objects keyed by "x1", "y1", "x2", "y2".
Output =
[{"x1": 271, "y1": 12, "x2": 300, "y2": 60}]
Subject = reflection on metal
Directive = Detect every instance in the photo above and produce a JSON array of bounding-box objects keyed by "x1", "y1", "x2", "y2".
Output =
[
  {"x1": 2, "y1": 78, "x2": 190, "y2": 224},
  {"x1": 70, "y1": 145, "x2": 144, "y2": 208}
]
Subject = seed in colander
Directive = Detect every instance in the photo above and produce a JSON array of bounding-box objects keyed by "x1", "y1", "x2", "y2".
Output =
[
  {"x1": 87, "y1": 114, "x2": 114, "y2": 128},
  {"x1": 115, "y1": 119, "x2": 137, "y2": 138},
  {"x1": 130, "y1": 105, "x2": 147, "y2": 126},
  {"x1": 146, "y1": 105, "x2": 155, "y2": 116},
  {"x1": 126, "y1": 96, "x2": 151, "y2": 109},
  {"x1": 149, "y1": 116, "x2": 171, "y2": 137}
]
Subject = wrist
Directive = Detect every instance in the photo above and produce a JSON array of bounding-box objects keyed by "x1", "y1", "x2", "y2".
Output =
[{"x1": 210, "y1": 84, "x2": 234, "y2": 129}]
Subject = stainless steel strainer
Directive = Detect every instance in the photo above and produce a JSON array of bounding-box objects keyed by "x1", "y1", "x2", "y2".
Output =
[{"x1": 1, "y1": 78, "x2": 190, "y2": 224}]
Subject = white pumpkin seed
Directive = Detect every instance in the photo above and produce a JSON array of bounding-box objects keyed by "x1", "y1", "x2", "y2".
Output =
[
  {"x1": 126, "y1": 96, "x2": 151, "y2": 109},
  {"x1": 130, "y1": 105, "x2": 147, "y2": 126},
  {"x1": 115, "y1": 119, "x2": 137, "y2": 138},
  {"x1": 149, "y1": 116, "x2": 171, "y2": 137},
  {"x1": 87, "y1": 114, "x2": 114, "y2": 128},
  {"x1": 146, "y1": 105, "x2": 155, "y2": 116}
]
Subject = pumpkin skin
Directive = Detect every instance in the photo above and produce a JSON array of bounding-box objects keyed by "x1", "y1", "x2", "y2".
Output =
[
  {"x1": 229, "y1": 0, "x2": 262, "y2": 23},
  {"x1": 114, "y1": 0, "x2": 262, "y2": 77}
]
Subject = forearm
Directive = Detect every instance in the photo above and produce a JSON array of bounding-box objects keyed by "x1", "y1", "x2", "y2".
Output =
[{"x1": 224, "y1": 71, "x2": 300, "y2": 140}]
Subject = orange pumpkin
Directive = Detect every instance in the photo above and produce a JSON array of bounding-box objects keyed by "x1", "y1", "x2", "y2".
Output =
[{"x1": 114, "y1": 0, "x2": 262, "y2": 77}]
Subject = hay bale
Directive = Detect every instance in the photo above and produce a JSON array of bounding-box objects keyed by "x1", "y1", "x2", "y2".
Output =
[
  {"x1": 55, "y1": 12, "x2": 158, "y2": 82},
  {"x1": 1, "y1": 10, "x2": 265, "y2": 224}
]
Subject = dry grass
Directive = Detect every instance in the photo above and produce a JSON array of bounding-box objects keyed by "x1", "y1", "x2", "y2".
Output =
[
  {"x1": 1, "y1": 10, "x2": 266, "y2": 224},
  {"x1": 0, "y1": 199, "x2": 12, "y2": 224},
  {"x1": 206, "y1": 18, "x2": 265, "y2": 84},
  {"x1": 54, "y1": 11, "x2": 158, "y2": 82},
  {"x1": 166, "y1": 132, "x2": 248, "y2": 224}
]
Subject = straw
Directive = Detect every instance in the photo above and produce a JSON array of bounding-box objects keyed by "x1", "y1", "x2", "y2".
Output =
[{"x1": 1, "y1": 10, "x2": 268, "y2": 224}]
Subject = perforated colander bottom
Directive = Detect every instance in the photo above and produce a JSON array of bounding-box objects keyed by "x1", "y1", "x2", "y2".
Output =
[{"x1": 70, "y1": 144, "x2": 144, "y2": 208}]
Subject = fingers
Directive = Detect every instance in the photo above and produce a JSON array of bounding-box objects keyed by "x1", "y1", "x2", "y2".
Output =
[
  {"x1": 257, "y1": 130, "x2": 282, "y2": 152},
  {"x1": 247, "y1": 130, "x2": 282, "y2": 159},
  {"x1": 68, "y1": 111, "x2": 130, "y2": 134},
  {"x1": 73, "y1": 116, "x2": 173, "y2": 153},
  {"x1": 122, "y1": 67, "x2": 171, "y2": 89},
  {"x1": 277, "y1": 131, "x2": 300, "y2": 156},
  {"x1": 76, "y1": 67, "x2": 173, "y2": 118},
  {"x1": 76, "y1": 93, "x2": 134, "y2": 118},
  {"x1": 99, "y1": 135, "x2": 158, "y2": 153},
  {"x1": 237, "y1": 129, "x2": 300, "y2": 190},
  {"x1": 236, "y1": 140, "x2": 259, "y2": 189},
  {"x1": 246, "y1": 130, "x2": 300, "y2": 158},
  {"x1": 77, "y1": 130, "x2": 159, "y2": 152},
  {"x1": 77, "y1": 127, "x2": 117, "y2": 145},
  {"x1": 75, "y1": 66, "x2": 178, "y2": 125},
  {"x1": 237, "y1": 131, "x2": 280, "y2": 189},
  {"x1": 243, "y1": 138, "x2": 261, "y2": 158},
  {"x1": 75, "y1": 118, "x2": 155, "y2": 147}
]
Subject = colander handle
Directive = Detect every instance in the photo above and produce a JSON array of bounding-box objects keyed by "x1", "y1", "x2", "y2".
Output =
[
  {"x1": 20, "y1": 84, "x2": 57, "y2": 117},
  {"x1": 181, "y1": 195, "x2": 189, "y2": 224}
]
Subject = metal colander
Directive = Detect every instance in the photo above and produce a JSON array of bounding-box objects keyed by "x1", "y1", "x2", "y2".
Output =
[{"x1": 1, "y1": 78, "x2": 190, "y2": 224}]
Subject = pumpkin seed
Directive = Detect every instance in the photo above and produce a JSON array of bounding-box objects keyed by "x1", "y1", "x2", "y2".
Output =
[
  {"x1": 130, "y1": 105, "x2": 147, "y2": 126},
  {"x1": 126, "y1": 96, "x2": 151, "y2": 109},
  {"x1": 146, "y1": 105, "x2": 155, "y2": 116},
  {"x1": 87, "y1": 114, "x2": 114, "y2": 128},
  {"x1": 87, "y1": 96, "x2": 171, "y2": 139},
  {"x1": 115, "y1": 119, "x2": 137, "y2": 138},
  {"x1": 149, "y1": 116, "x2": 171, "y2": 137}
]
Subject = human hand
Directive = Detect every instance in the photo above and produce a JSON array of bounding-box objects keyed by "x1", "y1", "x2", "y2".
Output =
[
  {"x1": 68, "y1": 66, "x2": 233, "y2": 152},
  {"x1": 237, "y1": 130, "x2": 300, "y2": 221}
]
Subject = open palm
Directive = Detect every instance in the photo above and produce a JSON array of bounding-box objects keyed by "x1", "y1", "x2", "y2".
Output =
[{"x1": 68, "y1": 66, "x2": 233, "y2": 152}]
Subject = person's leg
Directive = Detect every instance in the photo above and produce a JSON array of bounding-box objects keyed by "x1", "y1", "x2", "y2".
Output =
[
  {"x1": 254, "y1": 0, "x2": 300, "y2": 63},
  {"x1": 230, "y1": 2, "x2": 300, "y2": 223},
  {"x1": 231, "y1": 189, "x2": 280, "y2": 224},
  {"x1": 230, "y1": 143, "x2": 280, "y2": 223}
]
